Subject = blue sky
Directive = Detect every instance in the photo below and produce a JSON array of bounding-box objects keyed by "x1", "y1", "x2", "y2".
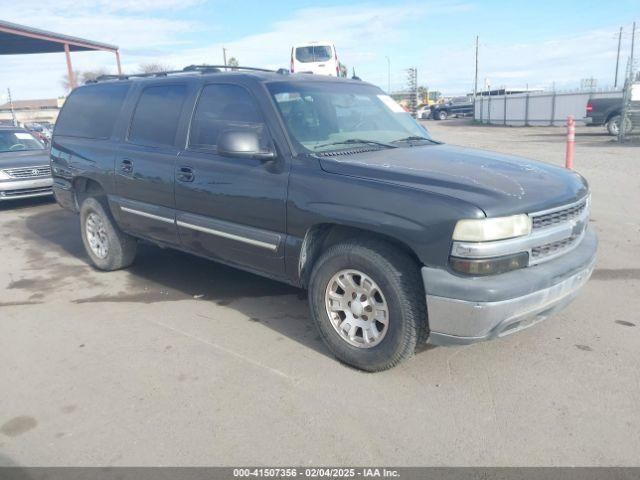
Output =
[{"x1": 1, "y1": 0, "x2": 638, "y2": 100}]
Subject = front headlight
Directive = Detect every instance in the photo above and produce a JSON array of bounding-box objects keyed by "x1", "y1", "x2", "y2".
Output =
[
  {"x1": 452, "y1": 214, "x2": 532, "y2": 242},
  {"x1": 0, "y1": 170, "x2": 11, "y2": 180}
]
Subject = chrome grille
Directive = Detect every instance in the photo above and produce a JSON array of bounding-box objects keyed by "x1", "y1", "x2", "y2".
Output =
[
  {"x1": 531, "y1": 234, "x2": 581, "y2": 260},
  {"x1": 528, "y1": 196, "x2": 590, "y2": 264},
  {"x1": 0, "y1": 186, "x2": 52, "y2": 198},
  {"x1": 2, "y1": 165, "x2": 51, "y2": 179},
  {"x1": 532, "y1": 198, "x2": 587, "y2": 230}
]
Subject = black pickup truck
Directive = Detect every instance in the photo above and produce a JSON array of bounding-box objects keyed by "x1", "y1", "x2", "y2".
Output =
[
  {"x1": 585, "y1": 95, "x2": 631, "y2": 135},
  {"x1": 50, "y1": 66, "x2": 597, "y2": 371},
  {"x1": 430, "y1": 97, "x2": 474, "y2": 120}
]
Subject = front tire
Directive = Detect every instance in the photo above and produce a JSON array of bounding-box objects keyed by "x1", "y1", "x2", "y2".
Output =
[
  {"x1": 80, "y1": 197, "x2": 137, "y2": 271},
  {"x1": 437, "y1": 110, "x2": 448, "y2": 121},
  {"x1": 308, "y1": 239, "x2": 427, "y2": 371}
]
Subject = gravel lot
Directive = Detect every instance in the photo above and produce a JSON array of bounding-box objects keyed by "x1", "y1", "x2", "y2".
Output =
[{"x1": 1, "y1": 120, "x2": 638, "y2": 467}]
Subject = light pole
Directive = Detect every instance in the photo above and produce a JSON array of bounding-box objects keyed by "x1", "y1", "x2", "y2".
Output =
[
  {"x1": 473, "y1": 35, "x2": 479, "y2": 100},
  {"x1": 7, "y1": 88, "x2": 17, "y2": 127},
  {"x1": 385, "y1": 56, "x2": 391, "y2": 93}
]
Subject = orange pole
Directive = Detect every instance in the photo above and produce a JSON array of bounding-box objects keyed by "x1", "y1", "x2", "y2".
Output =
[
  {"x1": 115, "y1": 50, "x2": 123, "y2": 75},
  {"x1": 565, "y1": 115, "x2": 575, "y2": 169},
  {"x1": 64, "y1": 43, "x2": 77, "y2": 89}
]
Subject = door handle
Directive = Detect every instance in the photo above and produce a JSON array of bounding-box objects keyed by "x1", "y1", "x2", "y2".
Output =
[
  {"x1": 121, "y1": 158, "x2": 133, "y2": 174},
  {"x1": 177, "y1": 166, "x2": 194, "y2": 182}
]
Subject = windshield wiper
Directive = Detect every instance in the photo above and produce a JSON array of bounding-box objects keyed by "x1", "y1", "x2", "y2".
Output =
[
  {"x1": 391, "y1": 136, "x2": 437, "y2": 144},
  {"x1": 314, "y1": 138, "x2": 398, "y2": 149}
]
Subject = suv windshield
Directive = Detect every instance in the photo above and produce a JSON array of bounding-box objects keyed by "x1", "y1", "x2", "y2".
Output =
[
  {"x1": 0, "y1": 130, "x2": 45, "y2": 154},
  {"x1": 268, "y1": 81, "x2": 433, "y2": 153},
  {"x1": 295, "y1": 46, "x2": 332, "y2": 63}
]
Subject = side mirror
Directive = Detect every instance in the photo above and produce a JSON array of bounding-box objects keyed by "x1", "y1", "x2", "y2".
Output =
[{"x1": 217, "y1": 128, "x2": 276, "y2": 161}]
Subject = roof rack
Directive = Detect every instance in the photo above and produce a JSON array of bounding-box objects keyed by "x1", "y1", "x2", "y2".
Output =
[{"x1": 89, "y1": 64, "x2": 286, "y2": 83}]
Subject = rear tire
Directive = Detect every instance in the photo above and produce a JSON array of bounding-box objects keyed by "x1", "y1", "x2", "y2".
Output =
[
  {"x1": 607, "y1": 115, "x2": 633, "y2": 136},
  {"x1": 308, "y1": 239, "x2": 427, "y2": 372},
  {"x1": 80, "y1": 197, "x2": 137, "y2": 271}
]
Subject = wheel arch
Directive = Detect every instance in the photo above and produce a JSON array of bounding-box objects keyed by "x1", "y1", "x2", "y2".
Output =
[
  {"x1": 604, "y1": 109, "x2": 622, "y2": 124},
  {"x1": 297, "y1": 223, "x2": 422, "y2": 288},
  {"x1": 72, "y1": 176, "x2": 106, "y2": 209}
]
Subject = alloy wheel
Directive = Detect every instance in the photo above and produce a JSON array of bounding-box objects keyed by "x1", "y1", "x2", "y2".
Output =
[
  {"x1": 85, "y1": 212, "x2": 109, "y2": 259},
  {"x1": 324, "y1": 269, "x2": 389, "y2": 348}
]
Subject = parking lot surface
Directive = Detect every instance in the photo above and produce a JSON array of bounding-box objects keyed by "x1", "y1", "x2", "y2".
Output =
[{"x1": 1, "y1": 120, "x2": 639, "y2": 466}]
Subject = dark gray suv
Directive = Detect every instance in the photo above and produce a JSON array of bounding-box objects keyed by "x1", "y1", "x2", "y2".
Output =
[{"x1": 50, "y1": 66, "x2": 597, "y2": 371}]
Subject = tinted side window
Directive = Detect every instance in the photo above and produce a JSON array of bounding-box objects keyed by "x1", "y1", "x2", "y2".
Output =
[
  {"x1": 129, "y1": 84, "x2": 187, "y2": 147},
  {"x1": 55, "y1": 83, "x2": 130, "y2": 139},
  {"x1": 189, "y1": 84, "x2": 267, "y2": 150}
]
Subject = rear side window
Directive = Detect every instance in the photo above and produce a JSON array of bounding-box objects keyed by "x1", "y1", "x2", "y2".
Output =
[
  {"x1": 55, "y1": 83, "x2": 130, "y2": 139},
  {"x1": 189, "y1": 84, "x2": 268, "y2": 150},
  {"x1": 295, "y1": 45, "x2": 332, "y2": 63},
  {"x1": 128, "y1": 84, "x2": 187, "y2": 147}
]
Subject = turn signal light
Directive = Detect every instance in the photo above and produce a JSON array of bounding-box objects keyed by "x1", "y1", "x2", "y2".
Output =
[{"x1": 450, "y1": 252, "x2": 529, "y2": 276}]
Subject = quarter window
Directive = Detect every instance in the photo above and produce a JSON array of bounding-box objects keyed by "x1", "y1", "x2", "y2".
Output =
[
  {"x1": 129, "y1": 85, "x2": 187, "y2": 147},
  {"x1": 55, "y1": 83, "x2": 130, "y2": 139},
  {"x1": 189, "y1": 84, "x2": 268, "y2": 151}
]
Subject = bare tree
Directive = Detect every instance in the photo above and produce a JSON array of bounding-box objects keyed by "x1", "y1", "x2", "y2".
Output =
[
  {"x1": 138, "y1": 62, "x2": 173, "y2": 74},
  {"x1": 80, "y1": 68, "x2": 111, "y2": 83},
  {"x1": 227, "y1": 57, "x2": 239, "y2": 69},
  {"x1": 60, "y1": 68, "x2": 113, "y2": 91},
  {"x1": 60, "y1": 70, "x2": 80, "y2": 91}
]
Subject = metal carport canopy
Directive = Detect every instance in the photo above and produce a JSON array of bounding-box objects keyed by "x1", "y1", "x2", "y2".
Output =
[{"x1": 0, "y1": 20, "x2": 122, "y2": 88}]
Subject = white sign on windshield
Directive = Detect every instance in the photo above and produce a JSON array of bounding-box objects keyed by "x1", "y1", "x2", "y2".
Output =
[
  {"x1": 14, "y1": 133, "x2": 33, "y2": 140},
  {"x1": 377, "y1": 94, "x2": 406, "y2": 113}
]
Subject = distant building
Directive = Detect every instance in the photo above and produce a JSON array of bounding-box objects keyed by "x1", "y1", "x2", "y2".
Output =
[{"x1": 0, "y1": 97, "x2": 65, "y2": 126}]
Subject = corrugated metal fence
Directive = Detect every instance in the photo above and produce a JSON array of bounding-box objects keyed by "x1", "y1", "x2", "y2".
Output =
[{"x1": 474, "y1": 90, "x2": 622, "y2": 126}]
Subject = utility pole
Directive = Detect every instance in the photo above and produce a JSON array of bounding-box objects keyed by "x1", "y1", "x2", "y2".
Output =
[
  {"x1": 619, "y1": 22, "x2": 635, "y2": 142},
  {"x1": 615, "y1": 26, "x2": 623, "y2": 88},
  {"x1": 7, "y1": 88, "x2": 17, "y2": 127},
  {"x1": 473, "y1": 35, "x2": 479, "y2": 100},
  {"x1": 385, "y1": 56, "x2": 391, "y2": 93},
  {"x1": 631, "y1": 22, "x2": 636, "y2": 74},
  {"x1": 222, "y1": 47, "x2": 228, "y2": 67}
]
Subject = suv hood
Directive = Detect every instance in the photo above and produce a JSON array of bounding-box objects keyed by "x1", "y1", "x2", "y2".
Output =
[
  {"x1": 0, "y1": 149, "x2": 50, "y2": 169},
  {"x1": 318, "y1": 144, "x2": 589, "y2": 216}
]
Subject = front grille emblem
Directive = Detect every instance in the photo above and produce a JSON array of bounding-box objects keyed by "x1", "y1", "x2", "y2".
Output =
[{"x1": 571, "y1": 218, "x2": 586, "y2": 237}]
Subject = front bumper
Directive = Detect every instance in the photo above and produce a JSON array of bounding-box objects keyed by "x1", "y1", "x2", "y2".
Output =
[
  {"x1": 0, "y1": 178, "x2": 53, "y2": 200},
  {"x1": 423, "y1": 227, "x2": 598, "y2": 345}
]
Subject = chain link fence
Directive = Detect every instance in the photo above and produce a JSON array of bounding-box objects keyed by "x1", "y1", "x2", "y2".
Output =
[
  {"x1": 474, "y1": 89, "x2": 621, "y2": 127},
  {"x1": 618, "y1": 72, "x2": 639, "y2": 143}
]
